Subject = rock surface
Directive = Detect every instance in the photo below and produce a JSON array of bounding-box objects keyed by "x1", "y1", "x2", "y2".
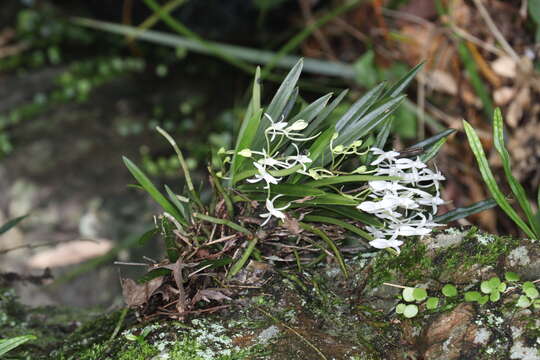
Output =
[{"x1": 2, "y1": 228, "x2": 539, "y2": 359}]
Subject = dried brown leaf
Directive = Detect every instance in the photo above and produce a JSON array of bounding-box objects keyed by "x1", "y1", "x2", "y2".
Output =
[
  {"x1": 191, "y1": 288, "x2": 232, "y2": 304},
  {"x1": 121, "y1": 276, "x2": 164, "y2": 307}
]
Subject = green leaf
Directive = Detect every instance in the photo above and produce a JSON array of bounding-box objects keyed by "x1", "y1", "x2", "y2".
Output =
[
  {"x1": 304, "y1": 127, "x2": 336, "y2": 169},
  {"x1": 489, "y1": 290, "x2": 500, "y2": 302},
  {"x1": 488, "y1": 277, "x2": 501, "y2": 290},
  {"x1": 298, "y1": 193, "x2": 358, "y2": 206},
  {"x1": 199, "y1": 257, "x2": 233, "y2": 269},
  {"x1": 136, "y1": 228, "x2": 158, "y2": 247},
  {"x1": 383, "y1": 62, "x2": 423, "y2": 98},
  {"x1": 426, "y1": 297, "x2": 439, "y2": 310},
  {"x1": 299, "y1": 222, "x2": 348, "y2": 278},
  {"x1": 160, "y1": 217, "x2": 179, "y2": 262},
  {"x1": 231, "y1": 67, "x2": 262, "y2": 180},
  {"x1": 492, "y1": 108, "x2": 537, "y2": 239},
  {"x1": 368, "y1": 116, "x2": 393, "y2": 163},
  {"x1": 265, "y1": 59, "x2": 303, "y2": 123},
  {"x1": 304, "y1": 89, "x2": 348, "y2": 137},
  {"x1": 523, "y1": 281, "x2": 535, "y2": 291},
  {"x1": 395, "y1": 303, "x2": 406, "y2": 314},
  {"x1": 517, "y1": 295, "x2": 531, "y2": 308},
  {"x1": 478, "y1": 295, "x2": 489, "y2": 305},
  {"x1": 289, "y1": 93, "x2": 332, "y2": 125},
  {"x1": 335, "y1": 82, "x2": 386, "y2": 132},
  {"x1": 420, "y1": 137, "x2": 447, "y2": 163},
  {"x1": 228, "y1": 238, "x2": 258, "y2": 278},
  {"x1": 462, "y1": 120, "x2": 536, "y2": 239},
  {"x1": 303, "y1": 215, "x2": 372, "y2": 241},
  {"x1": 403, "y1": 304, "x2": 418, "y2": 318},
  {"x1": 0, "y1": 214, "x2": 28, "y2": 235},
  {"x1": 319, "y1": 205, "x2": 382, "y2": 227},
  {"x1": 504, "y1": 271, "x2": 520, "y2": 282},
  {"x1": 480, "y1": 280, "x2": 492, "y2": 294},
  {"x1": 402, "y1": 287, "x2": 415, "y2": 302},
  {"x1": 305, "y1": 175, "x2": 399, "y2": 188},
  {"x1": 0, "y1": 335, "x2": 36, "y2": 356},
  {"x1": 412, "y1": 128, "x2": 456, "y2": 149},
  {"x1": 123, "y1": 156, "x2": 184, "y2": 222},
  {"x1": 413, "y1": 288, "x2": 428, "y2": 302},
  {"x1": 464, "y1": 291, "x2": 481, "y2": 302},
  {"x1": 442, "y1": 284, "x2": 458, "y2": 297},
  {"x1": 498, "y1": 282, "x2": 507, "y2": 292},
  {"x1": 525, "y1": 286, "x2": 539, "y2": 299},
  {"x1": 137, "y1": 268, "x2": 172, "y2": 284},
  {"x1": 434, "y1": 198, "x2": 497, "y2": 223},
  {"x1": 238, "y1": 183, "x2": 326, "y2": 197},
  {"x1": 334, "y1": 95, "x2": 405, "y2": 150},
  {"x1": 164, "y1": 185, "x2": 189, "y2": 226}
]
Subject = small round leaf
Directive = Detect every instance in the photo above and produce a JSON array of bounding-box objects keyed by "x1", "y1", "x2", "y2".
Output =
[
  {"x1": 478, "y1": 295, "x2": 489, "y2": 305},
  {"x1": 522, "y1": 282, "x2": 535, "y2": 291},
  {"x1": 498, "y1": 282, "x2": 507, "y2": 292},
  {"x1": 480, "y1": 281, "x2": 491, "y2": 294},
  {"x1": 426, "y1": 297, "x2": 439, "y2": 310},
  {"x1": 403, "y1": 304, "x2": 418, "y2": 318},
  {"x1": 464, "y1": 291, "x2": 481, "y2": 302},
  {"x1": 489, "y1": 290, "x2": 500, "y2": 302},
  {"x1": 487, "y1": 277, "x2": 501, "y2": 290},
  {"x1": 505, "y1": 272, "x2": 520, "y2": 282},
  {"x1": 413, "y1": 288, "x2": 428, "y2": 302},
  {"x1": 524, "y1": 286, "x2": 539, "y2": 299},
  {"x1": 395, "y1": 303, "x2": 406, "y2": 314},
  {"x1": 402, "y1": 287, "x2": 415, "y2": 302},
  {"x1": 442, "y1": 284, "x2": 458, "y2": 297},
  {"x1": 516, "y1": 295, "x2": 531, "y2": 308}
]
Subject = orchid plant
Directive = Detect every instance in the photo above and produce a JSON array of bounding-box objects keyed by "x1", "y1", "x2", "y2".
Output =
[{"x1": 121, "y1": 60, "x2": 494, "y2": 318}]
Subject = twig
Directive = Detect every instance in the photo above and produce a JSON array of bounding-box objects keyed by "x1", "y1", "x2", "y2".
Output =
[
  {"x1": 114, "y1": 261, "x2": 148, "y2": 266},
  {"x1": 449, "y1": 24, "x2": 506, "y2": 57},
  {"x1": 383, "y1": 282, "x2": 408, "y2": 289},
  {"x1": 254, "y1": 305, "x2": 328, "y2": 360},
  {"x1": 472, "y1": 0, "x2": 520, "y2": 62}
]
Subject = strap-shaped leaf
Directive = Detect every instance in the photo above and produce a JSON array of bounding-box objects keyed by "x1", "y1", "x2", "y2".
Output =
[
  {"x1": 305, "y1": 89, "x2": 348, "y2": 137},
  {"x1": 305, "y1": 175, "x2": 399, "y2": 188},
  {"x1": 463, "y1": 120, "x2": 536, "y2": 239},
  {"x1": 0, "y1": 335, "x2": 36, "y2": 356},
  {"x1": 420, "y1": 137, "x2": 447, "y2": 163},
  {"x1": 123, "y1": 156, "x2": 184, "y2": 223},
  {"x1": 230, "y1": 67, "x2": 262, "y2": 180},
  {"x1": 319, "y1": 205, "x2": 382, "y2": 226},
  {"x1": 383, "y1": 62, "x2": 424, "y2": 98},
  {"x1": 303, "y1": 214, "x2": 372, "y2": 241},
  {"x1": 333, "y1": 95, "x2": 405, "y2": 152},
  {"x1": 492, "y1": 108, "x2": 537, "y2": 238},
  {"x1": 237, "y1": 183, "x2": 326, "y2": 197},
  {"x1": 335, "y1": 82, "x2": 386, "y2": 132},
  {"x1": 265, "y1": 59, "x2": 304, "y2": 121},
  {"x1": 434, "y1": 198, "x2": 497, "y2": 223},
  {"x1": 412, "y1": 128, "x2": 456, "y2": 149},
  {"x1": 0, "y1": 215, "x2": 28, "y2": 235}
]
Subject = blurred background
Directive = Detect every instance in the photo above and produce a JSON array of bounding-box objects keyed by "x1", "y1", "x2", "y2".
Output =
[{"x1": 0, "y1": 0, "x2": 538, "y2": 309}]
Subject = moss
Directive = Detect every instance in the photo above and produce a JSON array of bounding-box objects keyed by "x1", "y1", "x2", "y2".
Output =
[
  {"x1": 435, "y1": 228, "x2": 520, "y2": 278},
  {"x1": 367, "y1": 241, "x2": 431, "y2": 288}
]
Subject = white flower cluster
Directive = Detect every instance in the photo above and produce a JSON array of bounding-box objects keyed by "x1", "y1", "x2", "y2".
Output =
[
  {"x1": 358, "y1": 148, "x2": 445, "y2": 253},
  {"x1": 241, "y1": 113, "x2": 314, "y2": 226}
]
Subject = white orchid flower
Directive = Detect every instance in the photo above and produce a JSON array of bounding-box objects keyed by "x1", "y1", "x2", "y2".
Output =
[
  {"x1": 370, "y1": 147, "x2": 400, "y2": 166},
  {"x1": 247, "y1": 162, "x2": 282, "y2": 188},
  {"x1": 369, "y1": 238, "x2": 404, "y2": 253},
  {"x1": 260, "y1": 195, "x2": 291, "y2": 226}
]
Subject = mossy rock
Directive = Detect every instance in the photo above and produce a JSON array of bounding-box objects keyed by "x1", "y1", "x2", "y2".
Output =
[{"x1": 2, "y1": 228, "x2": 539, "y2": 359}]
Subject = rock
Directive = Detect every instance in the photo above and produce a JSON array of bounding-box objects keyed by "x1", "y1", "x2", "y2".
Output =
[
  {"x1": 504, "y1": 240, "x2": 540, "y2": 280},
  {"x1": 422, "y1": 303, "x2": 477, "y2": 360}
]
